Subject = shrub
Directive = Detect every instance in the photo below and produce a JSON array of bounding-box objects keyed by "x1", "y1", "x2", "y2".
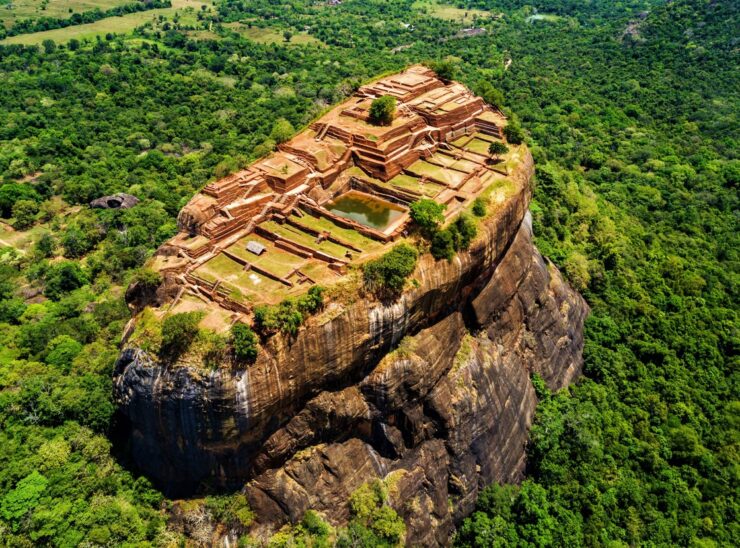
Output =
[
  {"x1": 453, "y1": 214, "x2": 477, "y2": 249},
  {"x1": 35, "y1": 232, "x2": 56, "y2": 257},
  {"x1": 368, "y1": 95, "x2": 396, "y2": 126},
  {"x1": 12, "y1": 199, "x2": 39, "y2": 229},
  {"x1": 297, "y1": 285, "x2": 324, "y2": 315},
  {"x1": 131, "y1": 267, "x2": 161, "y2": 289},
  {"x1": 504, "y1": 122, "x2": 525, "y2": 144},
  {"x1": 44, "y1": 261, "x2": 89, "y2": 300},
  {"x1": 0, "y1": 183, "x2": 41, "y2": 217},
  {"x1": 270, "y1": 118, "x2": 295, "y2": 144},
  {"x1": 205, "y1": 494, "x2": 254, "y2": 528},
  {"x1": 431, "y1": 216, "x2": 476, "y2": 261},
  {"x1": 1, "y1": 471, "x2": 48, "y2": 532},
  {"x1": 160, "y1": 311, "x2": 202, "y2": 359},
  {"x1": 427, "y1": 58, "x2": 458, "y2": 81},
  {"x1": 363, "y1": 243, "x2": 418, "y2": 295},
  {"x1": 232, "y1": 323, "x2": 258, "y2": 363},
  {"x1": 45, "y1": 335, "x2": 83, "y2": 370},
  {"x1": 252, "y1": 286, "x2": 324, "y2": 337},
  {"x1": 472, "y1": 197, "x2": 488, "y2": 217},
  {"x1": 409, "y1": 198, "x2": 446, "y2": 235},
  {"x1": 431, "y1": 228, "x2": 455, "y2": 260},
  {"x1": 346, "y1": 480, "x2": 406, "y2": 546}
]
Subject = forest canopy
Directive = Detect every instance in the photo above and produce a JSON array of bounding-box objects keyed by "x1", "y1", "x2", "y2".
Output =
[{"x1": 0, "y1": 0, "x2": 737, "y2": 545}]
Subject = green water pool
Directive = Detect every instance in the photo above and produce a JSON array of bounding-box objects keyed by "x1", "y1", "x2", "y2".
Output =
[{"x1": 326, "y1": 191, "x2": 406, "y2": 231}]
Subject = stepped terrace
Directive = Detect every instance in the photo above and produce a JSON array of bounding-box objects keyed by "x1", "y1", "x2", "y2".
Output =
[{"x1": 147, "y1": 65, "x2": 519, "y2": 329}]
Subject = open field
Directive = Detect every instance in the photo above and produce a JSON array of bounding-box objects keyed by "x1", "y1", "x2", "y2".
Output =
[
  {"x1": 411, "y1": 0, "x2": 491, "y2": 22},
  {"x1": 1, "y1": 0, "x2": 208, "y2": 44},
  {"x1": 0, "y1": 0, "x2": 132, "y2": 29},
  {"x1": 224, "y1": 22, "x2": 322, "y2": 46}
]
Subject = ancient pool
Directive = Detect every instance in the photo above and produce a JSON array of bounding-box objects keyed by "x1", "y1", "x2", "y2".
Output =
[{"x1": 326, "y1": 190, "x2": 406, "y2": 231}]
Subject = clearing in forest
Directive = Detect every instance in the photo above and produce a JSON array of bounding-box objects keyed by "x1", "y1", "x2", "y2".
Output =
[
  {"x1": 0, "y1": 0, "x2": 208, "y2": 44},
  {"x1": 411, "y1": 0, "x2": 491, "y2": 22},
  {"x1": 224, "y1": 22, "x2": 323, "y2": 46}
]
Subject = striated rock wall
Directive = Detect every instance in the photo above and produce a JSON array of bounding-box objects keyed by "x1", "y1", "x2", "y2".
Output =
[{"x1": 113, "y1": 150, "x2": 589, "y2": 544}]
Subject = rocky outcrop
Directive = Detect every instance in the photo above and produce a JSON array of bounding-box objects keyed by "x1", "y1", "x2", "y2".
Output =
[
  {"x1": 89, "y1": 193, "x2": 139, "y2": 209},
  {"x1": 242, "y1": 212, "x2": 587, "y2": 545},
  {"x1": 113, "y1": 151, "x2": 589, "y2": 544}
]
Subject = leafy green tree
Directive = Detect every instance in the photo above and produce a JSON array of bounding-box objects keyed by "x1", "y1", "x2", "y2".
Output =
[
  {"x1": 431, "y1": 228, "x2": 455, "y2": 260},
  {"x1": 61, "y1": 227, "x2": 92, "y2": 258},
  {"x1": 503, "y1": 123, "x2": 524, "y2": 145},
  {"x1": 11, "y1": 199, "x2": 38, "y2": 229},
  {"x1": 160, "y1": 312, "x2": 202, "y2": 359},
  {"x1": 363, "y1": 244, "x2": 418, "y2": 296},
  {"x1": 368, "y1": 96, "x2": 396, "y2": 126},
  {"x1": 409, "y1": 198, "x2": 445, "y2": 235},
  {"x1": 270, "y1": 118, "x2": 295, "y2": 144},
  {"x1": 1, "y1": 471, "x2": 48, "y2": 532},
  {"x1": 42, "y1": 39, "x2": 56, "y2": 54},
  {"x1": 428, "y1": 58, "x2": 458, "y2": 81},
  {"x1": 0, "y1": 184, "x2": 41, "y2": 217},
  {"x1": 231, "y1": 323, "x2": 258, "y2": 363},
  {"x1": 45, "y1": 335, "x2": 83, "y2": 370},
  {"x1": 35, "y1": 232, "x2": 56, "y2": 258},
  {"x1": 488, "y1": 141, "x2": 509, "y2": 160},
  {"x1": 44, "y1": 262, "x2": 89, "y2": 300},
  {"x1": 472, "y1": 197, "x2": 488, "y2": 217}
]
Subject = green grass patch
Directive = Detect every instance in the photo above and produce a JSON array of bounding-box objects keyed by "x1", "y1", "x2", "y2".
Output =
[
  {"x1": 406, "y1": 160, "x2": 466, "y2": 187},
  {"x1": 411, "y1": 0, "x2": 491, "y2": 22},
  {"x1": 1, "y1": 0, "x2": 208, "y2": 44},
  {"x1": 0, "y1": 0, "x2": 132, "y2": 29},
  {"x1": 291, "y1": 213, "x2": 383, "y2": 253},
  {"x1": 262, "y1": 220, "x2": 351, "y2": 259},
  {"x1": 464, "y1": 138, "x2": 493, "y2": 156},
  {"x1": 224, "y1": 23, "x2": 322, "y2": 46},
  {"x1": 388, "y1": 173, "x2": 444, "y2": 198}
]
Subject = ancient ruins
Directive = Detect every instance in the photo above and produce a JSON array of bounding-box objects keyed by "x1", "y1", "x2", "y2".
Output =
[{"x1": 150, "y1": 65, "x2": 514, "y2": 324}]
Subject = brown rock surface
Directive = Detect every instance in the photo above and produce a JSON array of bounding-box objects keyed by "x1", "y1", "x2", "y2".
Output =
[{"x1": 112, "y1": 70, "x2": 589, "y2": 544}]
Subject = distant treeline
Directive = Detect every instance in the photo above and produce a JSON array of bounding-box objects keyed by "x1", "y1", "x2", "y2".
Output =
[{"x1": 1, "y1": 0, "x2": 171, "y2": 38}]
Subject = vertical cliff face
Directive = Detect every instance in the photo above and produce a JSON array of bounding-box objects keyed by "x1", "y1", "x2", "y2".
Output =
[
  {"x1": 241, "y1": 212, "x2": 587, "y2": 545},
  {"x1": 113, "y1": 150, "x2": 589, "y2": 544}
]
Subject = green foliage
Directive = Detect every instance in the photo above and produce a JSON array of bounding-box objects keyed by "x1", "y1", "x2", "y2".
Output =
[
  {"x1": 472, "y1": 197, "x2": 488, "y2": 217},
  {"x1": 503, "y1": 122, "x2": 524, "y2": 145},
  {"x1": 253, "y1": 285, "x2": 324, "y2": 336},
  {"x1": 231, "y1": 322, "x2": 258, "y2": 363},
  {"x1": 0, "y1": 184, "x2": 41, "y2": 217},
  {"x1": 488, "y1": 141, "x2": 509, "y2": 158},
  {"x1": 34, "y1": 232, "x2": 56, "y2": 258},
  {"x1": 159, "y1": 311, "x2": 202, "y2": 359},
  {"x1": 430, "y1": 227, "x2": 455, "y2": 260},
  {"x1": 427, "y1": 58, "x2": 458, "y2": 81},
  {"x1": 11, "y1": 199, "x2": 39, "y2": 229},
  {"x1": 44, "y1": 261, "x2": 89, "y2": 300},
  {"x1": 131, "y1": 267, "x2": 161, "y2": 290},
  {"x1": 368, "y1": 95, "x2": 396, "y2": 126},
  {"x1": 409, "y1": 198, "x2": 446, "y2": 235},
  {"x1": 431, "y1": 215, "x2": 477, "y2": 260},
  {"x1": 270, "y1": 118, "x2": 295, "y2": 144},
  {"x1": 339, "y1": 480, "x2": 406, "y2": 547},
  {"x1": 205, "y1": 493, "x2": 254, "y2": 528},
  {"x1": 266, "y1": 509, "x2": 333, "y2": 547},
  {"x1": 362, "y1": 243, "x2": 418, "y2": 296},
  {"x1": 0, "y1": 0, "x2": 737, "y2": 544},
  {"x1": 44, "y1": 335, "x2": 83, "y2": 371},
  {"x1": 1, "y1": 471, "x2": 48, "y2": 532}
]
